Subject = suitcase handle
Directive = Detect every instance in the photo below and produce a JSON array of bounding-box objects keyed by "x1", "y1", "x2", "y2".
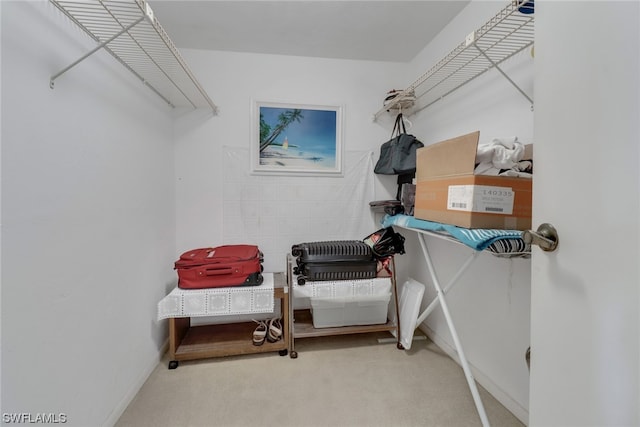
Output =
[{"x1": 205, "y1": 267, "x2": 233, "y2": 276}]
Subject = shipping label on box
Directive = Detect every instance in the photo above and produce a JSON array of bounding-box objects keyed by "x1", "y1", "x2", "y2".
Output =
[{"x1": 447, "y1": 185, "x2": 514, "y2": 215}]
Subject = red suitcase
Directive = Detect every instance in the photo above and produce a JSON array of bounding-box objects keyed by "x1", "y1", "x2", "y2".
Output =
[{"x1": 175, "y1": 245, "x2": 264, "y2": 289}]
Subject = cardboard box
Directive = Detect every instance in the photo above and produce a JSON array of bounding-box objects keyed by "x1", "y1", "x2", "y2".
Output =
[{"x1": 415, "y1": 131, "x2": 532, "y2": 230}]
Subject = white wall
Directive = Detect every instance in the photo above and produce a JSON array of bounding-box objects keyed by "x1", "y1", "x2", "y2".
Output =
[
  {"x1": 398, "y1": 1, "x2": 535, "y2": 423},
  {"x1": 173, "y1": 49, "x2": 410, "y2": 269},
  {"x1": 1, "y1": 2, "x2": 176, "y2": 426}
]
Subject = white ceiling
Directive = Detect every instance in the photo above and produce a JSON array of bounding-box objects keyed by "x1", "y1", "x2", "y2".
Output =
[{"x1": 150, "y1": 1, "x2": 471, "y2": 62}]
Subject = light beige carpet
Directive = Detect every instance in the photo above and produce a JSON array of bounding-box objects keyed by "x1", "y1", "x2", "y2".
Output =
[{"x1": 116, "y1": 332, "x2": 525, "y2": 427}]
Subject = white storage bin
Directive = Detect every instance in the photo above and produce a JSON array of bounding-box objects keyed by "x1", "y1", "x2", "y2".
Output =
[
  {"x1": 310, "y1": 292, "x2": 391, "y2": 328},
  {"x1": 293, "y1": 277, "x2": 392, "y2": 310}
]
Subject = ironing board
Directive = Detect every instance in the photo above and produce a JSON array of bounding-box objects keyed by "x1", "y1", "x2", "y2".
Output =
[{"x1": 381, "y1": 214, "x2": 530, "y2": 427}]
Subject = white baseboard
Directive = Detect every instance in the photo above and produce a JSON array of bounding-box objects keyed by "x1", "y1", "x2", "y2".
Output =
[
  {"x1": 419, "y1": 324, "x2": 529, "y2": 426},
  {"x1": 102, "y1": 338, "x2": 169, "y2": 427}
]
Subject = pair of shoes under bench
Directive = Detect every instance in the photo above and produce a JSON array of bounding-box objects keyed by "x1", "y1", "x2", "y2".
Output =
[{"x1": 252, "y1": 318, "x2": 282, "y2": 345}]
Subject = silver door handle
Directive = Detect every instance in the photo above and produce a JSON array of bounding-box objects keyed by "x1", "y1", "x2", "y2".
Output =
[{"x1": 523, "y1": 223, "x2": 559, "y2": 252}]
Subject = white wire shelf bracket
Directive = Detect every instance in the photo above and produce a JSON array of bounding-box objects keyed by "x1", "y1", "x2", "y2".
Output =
[
  {"x1": 373, "y1": 0, "x2": 533, "y2": 121},
  {"x1": 49, "y1": 0, "x2": 218, "y2": 112}
]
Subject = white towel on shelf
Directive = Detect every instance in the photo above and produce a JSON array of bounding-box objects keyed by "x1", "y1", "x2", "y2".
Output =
[{"x1": 474, "y1": 137, "x2": 529, "y2": 176}]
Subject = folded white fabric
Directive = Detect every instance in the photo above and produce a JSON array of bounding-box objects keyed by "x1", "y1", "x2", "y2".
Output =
[
  {"x1": 498, "y1": 168, "x2": 533, "y2": 178},
  {"x1": 474, "y1": 137, "x2": 527, "y2": 176}
]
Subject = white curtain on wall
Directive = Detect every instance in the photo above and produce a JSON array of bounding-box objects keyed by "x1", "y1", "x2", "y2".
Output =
[{"x1": 222, "y1": 148, "x2": 376, "y2": 272}]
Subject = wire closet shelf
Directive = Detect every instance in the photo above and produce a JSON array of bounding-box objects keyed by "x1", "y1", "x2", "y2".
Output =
[
  {"x1": 373, "y1": 0, "x2": 534, "y2": 121},
  {"x1": 49, "y1": 0, "x2": 218, "y2": 112}
]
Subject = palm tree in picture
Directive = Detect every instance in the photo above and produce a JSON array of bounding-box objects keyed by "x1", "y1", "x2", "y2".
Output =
[{"x1": 259, "y1": 109, "x2": 304, "y2": 152}]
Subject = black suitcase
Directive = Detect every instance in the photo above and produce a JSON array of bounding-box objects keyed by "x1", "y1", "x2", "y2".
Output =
[
  {"x1": 291, "y1": 240, "x2": 377, "y2": 286},
  {"x1": 294, "y1": 260, "x2": 377, "y2": 285},
  {"x1": 291, "y1": 240, "x2": 373, "y2": 263}
]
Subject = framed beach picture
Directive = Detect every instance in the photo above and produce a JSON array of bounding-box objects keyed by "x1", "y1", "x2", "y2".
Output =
[{"x1": 251, "y1": 101, "x2": 343, "y2": 176}]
